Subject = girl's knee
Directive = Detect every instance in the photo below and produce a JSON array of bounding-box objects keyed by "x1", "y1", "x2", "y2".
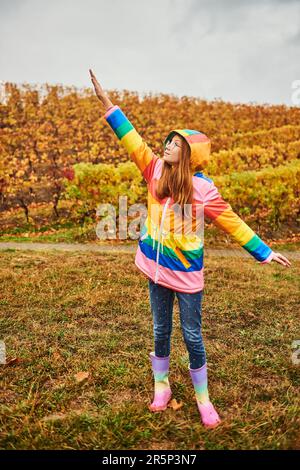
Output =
[
  {"x1": 154, "y1": 330, "x2": 172, "y2": 341},
  {"x1": 183, "y1": 332, "x2": 205, "y2": 351}
]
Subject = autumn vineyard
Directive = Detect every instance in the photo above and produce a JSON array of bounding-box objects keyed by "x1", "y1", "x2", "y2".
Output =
[{"x1": 0, "y1": 82, "x2": 300, "y2": 241}]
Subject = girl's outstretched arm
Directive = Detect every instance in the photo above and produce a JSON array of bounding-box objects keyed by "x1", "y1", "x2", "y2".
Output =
[
  {"x1": 89, "y1": 69, "x2": 158, "y2": 183},
  {"x1": 203, "y1": 179, "x2": 291, "y2": 267}
]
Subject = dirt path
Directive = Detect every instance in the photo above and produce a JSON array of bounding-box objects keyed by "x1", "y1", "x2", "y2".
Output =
[{"x1": 0, "y1": 241, "x2": 299, "y2": 259}]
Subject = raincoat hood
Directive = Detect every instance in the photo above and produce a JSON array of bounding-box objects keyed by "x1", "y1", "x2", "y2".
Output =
[{"x1": 163, "y1": 129, "x2": 211, "y2": 172}]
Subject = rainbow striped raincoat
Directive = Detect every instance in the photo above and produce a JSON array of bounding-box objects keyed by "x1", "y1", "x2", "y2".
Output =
[{"x1": 103, "y1": 105, "x2": 273, "y2": 293}]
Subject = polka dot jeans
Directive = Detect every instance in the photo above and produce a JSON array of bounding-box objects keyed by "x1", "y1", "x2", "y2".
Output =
[{"x1": 148, "y1": 279, "x2": 206, "y2": 369}]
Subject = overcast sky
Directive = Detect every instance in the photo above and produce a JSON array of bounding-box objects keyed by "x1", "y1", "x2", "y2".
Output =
[{"x1": 0, "y1": 0, "x2": 299, "y2": 105}]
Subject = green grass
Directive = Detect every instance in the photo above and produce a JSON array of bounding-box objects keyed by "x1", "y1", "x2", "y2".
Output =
[
  {"x1": 0, "y1": 251, "x2": 299, "y2": 449},
  {"x1": 0, "y1": 222, "x2": 137, "y2": 245}
]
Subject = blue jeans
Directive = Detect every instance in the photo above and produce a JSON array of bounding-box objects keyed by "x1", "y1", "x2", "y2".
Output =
[{"x1": 148, "y1": 279, "x2": 206, "y2": 369}]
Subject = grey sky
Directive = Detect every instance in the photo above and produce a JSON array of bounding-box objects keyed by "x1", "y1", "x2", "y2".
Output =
[{"x1": 0, "y1": 0, "x2": 299, "y2": 105}]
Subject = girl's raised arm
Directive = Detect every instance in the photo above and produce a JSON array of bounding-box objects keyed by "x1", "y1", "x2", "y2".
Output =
[
  {"x1": 90, "y1": 68, "x2": 114, "y2": 111},
  {"x1": 89, "y1": 69, "x2": 158, "y2": 183}
]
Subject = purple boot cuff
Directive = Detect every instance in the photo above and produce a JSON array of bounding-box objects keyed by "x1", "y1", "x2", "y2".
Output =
[{"x1": 149, "y1": 351, "x2": 170, "y2": 373}]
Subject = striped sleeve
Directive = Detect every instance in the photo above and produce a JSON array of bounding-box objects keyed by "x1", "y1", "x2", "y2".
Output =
[
  {"x1": 204, "y1": 180, "x2": 274, "y2": 263},
  {"x1": 103, "y1": 105, "x2": 158, "y2": 183}
]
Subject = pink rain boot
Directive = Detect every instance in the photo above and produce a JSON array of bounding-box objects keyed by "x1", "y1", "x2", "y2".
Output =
[
  {"x1": 148, "y1": 352, "x2": 172, "y2": 412},
  {"x1": 189, "y1": 363, "x2": 221, "y2": 429}
]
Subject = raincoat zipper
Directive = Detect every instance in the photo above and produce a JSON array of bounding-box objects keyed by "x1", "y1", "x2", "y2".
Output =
[{"x1": 154, "y1": 197, "x2": 171, "y2": 283}]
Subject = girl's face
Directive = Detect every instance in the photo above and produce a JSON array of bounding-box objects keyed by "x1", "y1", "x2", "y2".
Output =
[{"x1": 163, "y1": 135, "x2": 182, "y2": 165}]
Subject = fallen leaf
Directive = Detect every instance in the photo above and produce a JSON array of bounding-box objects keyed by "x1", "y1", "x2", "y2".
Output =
[
  {"x1": 5, "y1": 357, "x2": 22, "y2": 366},
  {"x1": 168, "y1": 398, "x2": 183, "y2": 411},
  {"x1": 74, "y1": 371, "x2": 89, "y2": 383},
  {"x1": 52, "y1": 351, "x2": 62, "y2": 361}
]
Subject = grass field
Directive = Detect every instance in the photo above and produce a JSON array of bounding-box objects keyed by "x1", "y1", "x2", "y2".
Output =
[{"x1": 0, "y1": 250, "x2": 299, "y2": 450}]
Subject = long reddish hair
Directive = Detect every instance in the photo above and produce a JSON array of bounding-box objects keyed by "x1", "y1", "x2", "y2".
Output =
[{"x1": 156, "y1": 134, "x2": 194, "y2": 209}]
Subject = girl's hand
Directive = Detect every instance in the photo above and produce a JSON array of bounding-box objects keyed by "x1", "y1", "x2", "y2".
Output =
[
  {"x1": 89, "y1": 68, "x2": 105, "y2": 100},
  {"x1": 265, "y1": 251, "x2": 291, "y2": 267},
  {"x1": 89, "y1": 69, "x2": 114, "y2": 110},
  {"x1": 272, "y1": 252, "x2": 291, "y2": 267}
]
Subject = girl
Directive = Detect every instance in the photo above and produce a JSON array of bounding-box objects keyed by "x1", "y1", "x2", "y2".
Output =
[{"x1": 89, "y1": 69, "x2": 291, "y2": 430}]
